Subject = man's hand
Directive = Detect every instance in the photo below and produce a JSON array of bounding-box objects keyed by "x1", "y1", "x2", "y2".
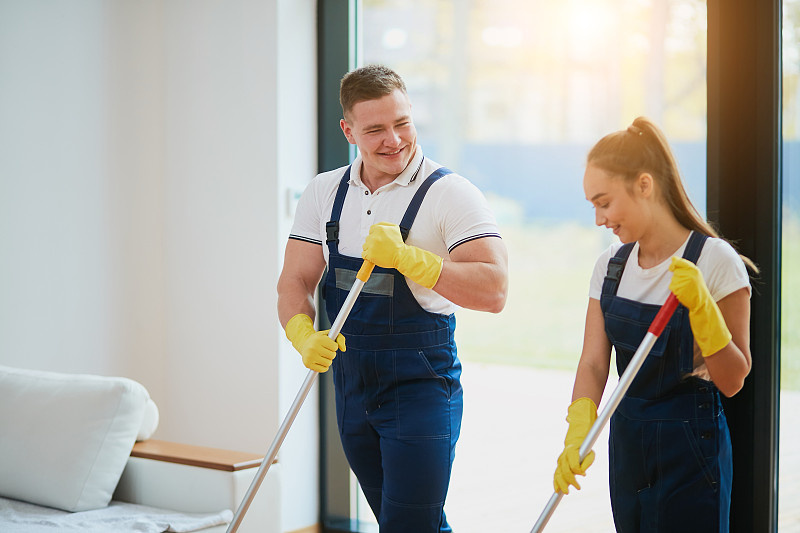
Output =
[
  {"x1": 362, "y1": 222, "x2": 443, "y2": 289},
  {"x1": 285, "y1": 314, "x2": 346, "y2": 373}
]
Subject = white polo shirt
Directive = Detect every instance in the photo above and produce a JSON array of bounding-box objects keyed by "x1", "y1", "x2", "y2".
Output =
[{"x1": 289, "y1": 147, "x2": 501, "y2": 315}]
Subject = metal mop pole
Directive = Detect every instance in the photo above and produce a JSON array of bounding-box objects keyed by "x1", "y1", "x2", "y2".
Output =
[
  {"x1": 530, "y1": 293, "x2": 680, "y2": 533},
  {"x1": 226, "y1": 261, "x2": 375, "y2": 533}
]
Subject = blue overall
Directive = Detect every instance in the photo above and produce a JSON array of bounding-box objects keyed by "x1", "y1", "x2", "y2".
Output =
[
  {"x1": 601, "y1": 232, "x2": 732, "y2": 533},
  {"x1": 324, "y1": 165, "x2": 463, "y2": 533}
]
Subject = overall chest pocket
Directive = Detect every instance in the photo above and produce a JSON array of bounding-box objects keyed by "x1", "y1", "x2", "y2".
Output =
[
  {"x1": 603, "y1": 298, "x2": 694, "y2": 396},
  {"x1": 604, "y1": 306, "x2": 672, "y2": 358}
]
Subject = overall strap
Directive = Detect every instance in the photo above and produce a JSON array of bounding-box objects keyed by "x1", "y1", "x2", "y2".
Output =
[
  {"x1": 601, "y1": 232, "x2": 709, "y2": 300},
  {"x1": 681, "y1": 231, "x2": 708, "y2": 264},
  {"x1": 325, "y1": 166, "x2": 352, "y2": 252},
  {"x1": 602, "y1": 242, "x2": 635, "y2": 299},
  {"x1": 398, "y1": 166, "x2": 453, "y2": 241}
]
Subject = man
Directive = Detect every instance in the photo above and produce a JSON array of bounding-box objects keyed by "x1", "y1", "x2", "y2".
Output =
[{"x1": 277, "y1": 64, "x2": 508, "y2": 532}]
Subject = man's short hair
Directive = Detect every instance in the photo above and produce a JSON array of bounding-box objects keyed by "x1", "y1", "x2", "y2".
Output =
[{"x1": 339, "y1": 65, "x2": 407, "y2": 119}]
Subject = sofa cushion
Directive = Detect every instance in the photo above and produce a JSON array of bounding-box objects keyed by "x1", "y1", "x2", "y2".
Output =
[
  {"x1": 137, "y1": 397, "x2": 160, "y2": 442},
  {"x1": 0, "y1": 365, "x2": 152, "y2": 512}
]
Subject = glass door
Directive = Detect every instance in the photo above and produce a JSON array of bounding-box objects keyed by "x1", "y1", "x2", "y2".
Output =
[
  {"x1": 353, "y1": 1, "x2": 708, "y2": 531},
  {"x1": 780, "y1": 1, "x2": 800, "y2": 530}
]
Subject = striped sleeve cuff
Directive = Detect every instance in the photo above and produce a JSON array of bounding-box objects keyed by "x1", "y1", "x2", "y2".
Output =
[
  {"x1": 289, "y1": 234, "x2": 323, "y2": 246},
  {"x1": 448, "y1": 233, "x2": 502, "y2": 253}
]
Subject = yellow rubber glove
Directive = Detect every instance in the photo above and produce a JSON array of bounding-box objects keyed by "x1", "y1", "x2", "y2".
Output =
[
  {"x1": 285, "y1": 314, "x2": 346, "y2": 373},
  {"x1": 553, "y1": 397, "x2": 598, "y2": 494},
  {"x1": 669, "y1": 256, "x2": 732, "y2": 358},
  {"x1": 362, "y1": 222, "x2": 443, "y2": 289}
]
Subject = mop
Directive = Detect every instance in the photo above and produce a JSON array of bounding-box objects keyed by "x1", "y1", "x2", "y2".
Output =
[
  {"x1": 530, "y1": 293, "x2": 680, "y2": 533},
  {"x1": 226, "y1": 260, "x2": 375, "y2": 533}
]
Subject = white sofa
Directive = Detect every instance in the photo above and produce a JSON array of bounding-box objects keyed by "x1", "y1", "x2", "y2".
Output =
[{"x1": 0, "y1": 365, "x2": 279, "y2": 533}]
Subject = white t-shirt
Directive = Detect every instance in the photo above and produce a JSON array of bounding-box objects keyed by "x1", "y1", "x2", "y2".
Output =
[
  {"x1": 588, "y1": 234, "x2": 751, "y2": 376},
  {"x1": 588, "y1": 235, "x2": 751, "y2": 303},
  {"x1": 289, "y1": 147, "x2": 501, "y2": 315}
]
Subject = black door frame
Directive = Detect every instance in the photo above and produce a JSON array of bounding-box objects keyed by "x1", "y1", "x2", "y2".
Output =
[
  {"x1": 317, "y1": 1, "x2": 362, "y2": 532},
  {"x1": 707, "y1": 1, "x2": 782, "y2": 531}
]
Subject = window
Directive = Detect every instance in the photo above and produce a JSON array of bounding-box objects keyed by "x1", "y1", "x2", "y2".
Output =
[
  {"x1": 318, "y1": 1, "x2": 784, "y2": 531},
  {"x1": 354, "y1": 1, "x2": 707, "y2": 531},
  {"x1": 780, "y1": 1, "x2": 800, "y2": 530}
]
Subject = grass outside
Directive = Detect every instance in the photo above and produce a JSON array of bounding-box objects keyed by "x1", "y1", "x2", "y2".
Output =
[
  {"x1": 454, "y1": 220, "x2": 800, "y2": 391},
  {"x1": 454, "y1": 222, "x2": 610, "y2": 372},
  {"x1": 782, "y1": 215, "x2": 800, "y2": 391}
]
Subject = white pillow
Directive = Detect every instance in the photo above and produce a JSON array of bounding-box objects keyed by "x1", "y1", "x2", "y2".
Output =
[
  {"x1": 0, "y1": 365, "x2": 152, "y2": 512},
  {"x1": 137, "y1": 397, "x2": 160, "y2": 441}
]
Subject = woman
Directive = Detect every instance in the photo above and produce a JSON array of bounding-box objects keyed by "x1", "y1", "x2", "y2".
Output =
[{"x1": 552, "y1": 117, "x2": 754, "y2": 532}]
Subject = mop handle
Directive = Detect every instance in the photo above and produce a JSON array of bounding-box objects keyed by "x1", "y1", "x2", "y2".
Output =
[
  {"x1": 530, "y1": 293, "x2": 679, "y2": 533},
  {"x1": 226, "y1": 261, "x2": 374, "y2": 533}
]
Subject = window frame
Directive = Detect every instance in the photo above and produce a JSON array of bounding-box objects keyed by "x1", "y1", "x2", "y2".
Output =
[
  {"x1": 316, "y1": 1, "x2": 783, "y2": 531},
  {"x1": 707, "y1": 1, "x2": 782, "y2": 531}
]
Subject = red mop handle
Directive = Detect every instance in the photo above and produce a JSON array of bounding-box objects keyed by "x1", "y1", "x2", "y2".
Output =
[
  {"x1": 648, "y1": 293, "x2": 679, "y2": 336},
  {"x1": 530, "y1": 292, "x2": 680, "y2": 533}
]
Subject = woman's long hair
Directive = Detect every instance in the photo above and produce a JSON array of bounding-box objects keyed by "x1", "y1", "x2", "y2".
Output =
[{"x1": 588, "y1": 116, "x2": 757, "y2": 272}]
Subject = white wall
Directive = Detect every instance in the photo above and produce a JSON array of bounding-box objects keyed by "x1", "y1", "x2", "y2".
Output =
[
  {"x1": 274, "y1": 1, "x2": 323, "y2": 531},
  {"x1": 0, "y1": 1, "x2": 319, "y2": 530},
  {"x1": 158, "y1": 0, "x2": 281, "y2": 451},
  {"x1": 0, "y1": 0, "x2": 166, "y2": 383}
]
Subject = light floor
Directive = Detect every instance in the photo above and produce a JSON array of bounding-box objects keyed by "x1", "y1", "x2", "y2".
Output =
[{"x1": 443, "y1": 364, "x2": 800, "y2": 533}]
